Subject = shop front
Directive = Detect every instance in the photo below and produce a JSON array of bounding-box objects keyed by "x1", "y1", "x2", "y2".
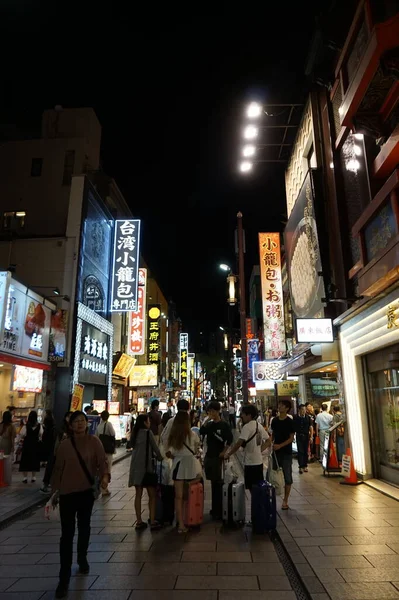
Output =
[
  {"x1": 339, "y1": 289, "x2": 399, "y2": 485},
  {"x1": 0, "y1": 274, "x2": 54, "y2": 421}
]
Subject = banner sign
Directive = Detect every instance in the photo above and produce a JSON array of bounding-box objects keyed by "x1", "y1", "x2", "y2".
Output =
[
  {"x1": 113, "y1": 353, "x2": 136, "y2": 378},
  {"x1": 111, "y1": 219, "x2": 141, "y2": 312},
  {"x1": 130, "y1": 364, "x2": 158, "y2": 386},
  {"x1": 128, "y1": 268, "x2": 147, "y2": 355},
  {"x1": 296, "y1": 318, "x2": 333, "y2": 343},
  {"x1": 258, "y1": 233, "x2": 285, "y2": 359},
  {"x1": 179, "y1": 332, "x2": 188, "y2": 390},
  {"x1": 49, "y1": 309, "x2": 68, "y2": 363},
  {"x1": 147, "y1": 304, "x2": 161, "y2": 370},
  {"x1": 70, "y1": 383, "x2": 85, "y2": 411},
  {"x1": 79, "y1": 323, "x2": 109, "y2": 386}
]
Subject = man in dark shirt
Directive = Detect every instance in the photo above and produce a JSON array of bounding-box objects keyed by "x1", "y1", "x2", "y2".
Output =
[
  {"x1": 149, "y1": 399, "x2": 162, "y2": 440},
  {"x1": 200, "y1": 400, "x2": 233, "y2": 519},
  {"x1": 294, "y1": 404, "x2": 313, "y2": 474},
  {"x1": 271, "y1": 400, "x2": 295, "y2": 510}
]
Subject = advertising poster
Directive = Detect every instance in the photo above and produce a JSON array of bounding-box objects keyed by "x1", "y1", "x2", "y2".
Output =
[
  {"x1": 70, "y1": 383, "x2": 85, "y2": 411},
  {"x1": 109, "y1": 415, "x2": 122, "y2": 440},
  {"x1": 93, "y1": 400, "x2": 107, "y2": 413},
  {"x1": 130, "y1": 365, "x2": 158, "y2": 386},
  {"x1": 13, "y1": 365, "x2": 44, "y2": 393},
  {"x1": 113, "y1": 353, "x2": 136, "y2": 378},
  {"x1": 49, "y1": 309, "x2": 68, "y2": 362}
]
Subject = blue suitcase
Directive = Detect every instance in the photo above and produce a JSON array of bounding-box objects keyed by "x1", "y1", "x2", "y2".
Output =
[{"x1": 251, "y1": 480, "x2": 276, "y2": 533}]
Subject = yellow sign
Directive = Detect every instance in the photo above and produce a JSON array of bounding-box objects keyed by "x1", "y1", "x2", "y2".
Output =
[
  {"x1": 113, "y1": 353, "x2": 136, "y2": 378},
  {"x1": 70, "y1": 383, "x2": 84, "y2": 411},
  {"x1": 387, "y1": 304, "x2": 398, "y2": 329},
  {"x1": 277, "y1": 381, "x2": 299, "y2": 396},
  {"x1": 130, "y1": 364, "x2": 158, "y2": 387},
  {"x1": 258, "y1": 233, "x2": 285, "y2": 359}
]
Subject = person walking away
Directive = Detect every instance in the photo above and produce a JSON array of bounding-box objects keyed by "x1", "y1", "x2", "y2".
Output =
[
  {"x1": 96, "y1": 410, "x2": 116, "y2": 496},
  {"x1": 332, "y1": 405, "x2": 345, "y2": 464},
  {"x1": 166, "y1": 411, "x2": 201, "y2": 533},
  {"x1": 149, "y1": 399, "x2": 162, "y2": 443},
  {"x1": 0, "y1": 410, "x2": 16, "y2": 480},
  {"x1": 305, "y1": 402, "x2": 316, "y2": 461},
  {"x1": 51, "y1": 410, "x2": 108, "y2": 599},
  {"x1": 128, "y1": 414, "x2": 163, "y2": 531},
  {"x1": 19, "y1": 410, "x2": 43, "y2": 483},
  {"x1": 200, "y1": 400, "x2": 233, "y2": 520},
  {"x1": 225, "y1": 404, "x2": 270, "y2": 494},
  {"x1": 41, "y1": 411, "x2": 72, "y2": 493},
  {"x1": 271, "y1": 400, "x2": 295, "y2": 510},
  {"x1": 160, "y1": 399, "x2": 190, "y2": 446},
  {"x1": 41, "y1": 409, "x2": 56, "y2": 467},
  {"x1": 228, "y1": 402, "x2": 236, "y2": 429},
  {"x1": 315, "y1": 403, "x2": 333, "y2": 462},
  {"x1": 293, "y1": 404, "x2": 312, "y2": 474},
  {"x1": 221, "y1": 403, "x2": 229, "y2": 423}
]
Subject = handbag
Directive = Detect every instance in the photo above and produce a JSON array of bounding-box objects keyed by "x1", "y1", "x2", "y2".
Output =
[
  {"x1": 99, "y1": 422, "x2": 116, "y2": 454},
  {"x1": 70, "y1": 437, "x2": 101, "y2": 500},
  {"x1": 268, "y1": 452, "x2": 285, "y2": 496},
  {"x1": 141, "y1": 431, "x2": 158, "y2": 487}
]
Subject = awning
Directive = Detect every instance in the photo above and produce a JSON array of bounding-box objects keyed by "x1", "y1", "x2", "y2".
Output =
[
  {"x1": 280, "y1": 342, "x2": 339, "y2": 376},
  {"x1": 0, "y1": 352, "x2": 51, "y2": 371}
]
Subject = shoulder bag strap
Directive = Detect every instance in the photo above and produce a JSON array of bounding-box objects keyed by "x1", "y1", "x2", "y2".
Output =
[
  {"x1": 145, "y1": 430, "x2": 151, "y2": 470},
  {"x1": 70, "y1": 436, "x2": 94, "y2": 486},
  {"x1": 183, "y1": 441, "x2": 195, "y2": 455},
  {"x1": 245, "y1": 423, "x2": 258, "y2": 446}
]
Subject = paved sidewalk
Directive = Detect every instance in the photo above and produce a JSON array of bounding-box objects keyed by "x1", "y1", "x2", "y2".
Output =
[
  {"x1": 0, "y1": 447, "x2": 130, "y2": 526},
  {"x1": 0, "y1": 456, "x2": 295, "y2": 600},
  {"x1": 277, "y1": 462, "x2": 399, "y2": 600}
]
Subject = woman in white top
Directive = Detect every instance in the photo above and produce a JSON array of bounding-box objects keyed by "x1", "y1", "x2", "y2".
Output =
[
  {"x1": 95, "y1": 410, "x2": 116, "y2": 496},
  {"x1": 166, "y1": 411, "x2": 200, "y2": 533}
]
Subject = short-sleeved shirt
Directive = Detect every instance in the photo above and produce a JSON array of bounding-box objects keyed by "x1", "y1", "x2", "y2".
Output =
[
  {"x1": 200, "y1": 419, "x2": 233, "y2": 458},
  {"x1": 293, "y1": 415, "x2": 311, "y2": 436},
  {"x1": 315, "y1": 411, "x2": 333, "y2": 431},
  {"x1": 239, "y1": 420, "x2": 269, "y2": 466},
  {"x1": 271, "y1": 417, "x2": 295, "y2": 456},
  {"x1": 149, "y1": 410, "x2": 162, "y2": 435}
]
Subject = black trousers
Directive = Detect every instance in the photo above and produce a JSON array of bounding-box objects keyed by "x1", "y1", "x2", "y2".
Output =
[
  {"x1": 204, "y1": 456, "x2": 223, "y2": 518},
  {"x1": 43, "y1": 455, "x2": 55, "y2": 485},
  {"x1": 296, "y1": 434, "x2": 309, "y2": 469},
  {"x1": 59, "y1": 490, "x2": 94, "y2": 583},
  {"x1": 229, "y1": 414, "x2": 236, "y2": 429}
]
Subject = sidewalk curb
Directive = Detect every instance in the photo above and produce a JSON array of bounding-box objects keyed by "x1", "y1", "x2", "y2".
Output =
[{"x1": 0, "y1": 451, "x2": 131, "y2": 530}]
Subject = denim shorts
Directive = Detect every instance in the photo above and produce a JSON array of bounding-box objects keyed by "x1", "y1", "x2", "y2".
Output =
[{"x1": 277, "y1": 453, "x2": 293, "y2": 485}]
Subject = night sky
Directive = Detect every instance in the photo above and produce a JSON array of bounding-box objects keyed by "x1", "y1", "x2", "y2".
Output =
[{"x1": 4, "y1": 0, "x2": 320, "y2": 340}]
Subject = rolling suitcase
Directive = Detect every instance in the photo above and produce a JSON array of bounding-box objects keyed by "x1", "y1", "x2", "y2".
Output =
[
  {"x1": 184, "y1": 480, "x2": 204, "y2": 527},
  {"x1": 155, "y1": 461, "x2": 175, "y2": 525},
  {"x1": 251, "y1": 480, "x2": 276, "y2": 533},
  {"x1": 222, "y1": 481, "x2": 246, "y2": 524}
]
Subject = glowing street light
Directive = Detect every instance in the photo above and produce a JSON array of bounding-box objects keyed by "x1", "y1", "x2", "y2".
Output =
[
  {"x1": 219, "y1": 263, "x2": 231, "y2": 272},
  {"x1": 242, "y1": 144, "x2": 255, "y2": 157},
  {"x1": 246, "y1": 102, "x2": 262, "y2": 118},
  {"x1": 243, "y1": 125, "x2": 258, "y2": 139},
  {"x1": 240, "y1": 161, "x2": 253, "y2": 173}
]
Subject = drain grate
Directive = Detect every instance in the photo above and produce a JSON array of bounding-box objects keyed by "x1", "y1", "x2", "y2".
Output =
[{"x1": 271, "y1": 529, "x2": 312, "y2": 600}]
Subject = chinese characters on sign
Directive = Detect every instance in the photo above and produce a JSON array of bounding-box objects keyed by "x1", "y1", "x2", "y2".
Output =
[
  {"x1": 147, "y1": 304, "x2": 161, "y2": 373},
  {"x1": 79, "y1": 323, "x2": 109, "y2": 386},
  {"x1": 296, "y1": 318, "x2": 334, "y2": 343},
  {"x1": 128, "y1": 268, "x2": 147, "y2": 355},
  {"x1": 258, "y1": 233, "x2": 285, "y2": 359},
  {"x1": 179, "y1": 333, "x2": 188, "y2": 390},
  {"x1": 387, "y1": 304, "x2": 398, "y2": 330},
  {"x1": 111, "y1": 219, "x2": 141, "y2": 312}
]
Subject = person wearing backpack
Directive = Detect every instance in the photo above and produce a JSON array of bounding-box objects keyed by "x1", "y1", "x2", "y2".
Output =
[{"x1": 95, "y1": 410, "x2": 116, "y2": 496}]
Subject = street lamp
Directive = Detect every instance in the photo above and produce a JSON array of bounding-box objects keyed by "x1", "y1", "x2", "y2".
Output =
[
  {"x1": 242, "y1": 145, "x2": 256, "y2": 157},
  {"x1": 243, "y1": 125, "x2": 258, "y2": 140},
  {"x1": 219, "y1": 264, "x2": 231, "y2": 272},
  {"x1": 239, "y1": 161, "x2": 253, "y2": 173},
  {"x1": 246, "y1": 102, "x2": 262, "y2": 119}
]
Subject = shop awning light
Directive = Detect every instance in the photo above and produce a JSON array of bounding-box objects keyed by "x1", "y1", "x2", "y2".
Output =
[
  {"x1": 246, "y1": 102, "x2": 262, "y2": 118},
  {"x1": 242, "y1": 144, "x2": 256, "y2": 157},
  {"x1": 240, "y1": 161, "x2": 253, "y2": 173},
  {"x1": 243, "y1": 125, "x2": 258, "y2": 140}
]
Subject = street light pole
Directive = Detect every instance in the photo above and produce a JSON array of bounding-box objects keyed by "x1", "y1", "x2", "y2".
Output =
[{"x1": 237, "y1": 211, "x2": 248, "y2": 404}]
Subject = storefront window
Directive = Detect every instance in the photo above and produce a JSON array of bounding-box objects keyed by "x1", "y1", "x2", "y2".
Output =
[{"x1": 369, "y1": 369, "x2": 399, "y2": 472}]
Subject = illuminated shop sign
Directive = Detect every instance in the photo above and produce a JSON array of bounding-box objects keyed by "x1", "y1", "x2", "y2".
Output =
[
  {"x1": 13, "y1": 365, "x2": 43, "y2": 393},
  {"x1": 252, "y1": 360, "x2": 285, "y2": 382},
  {"x1": 179, "y1": 333, "x2": 188, "y2": 390},
  {"x1": 80, "y1": 322, "x2": 109, "y2": 385},
  {"x1": 296, "y1": 318, "x2": 334, "y2": 343},
  {"x1": 130, "y1": 364, "x2": 158, "y2": 387},
  {"x1": 48, "y1": 309, "x2": 68, "y2": 362},
  {"x1": 111, "y1": 219, "x2": 141, "y2": 312},
  {"x1": 147, "y1": 304, "x2": 161, "y2": 371},
  {"x1": 128, "y1": 268, "x2": 147, "y2": 355},
  {"x1": 258, "y1": 233, "x2": 285, "y2": 359}
]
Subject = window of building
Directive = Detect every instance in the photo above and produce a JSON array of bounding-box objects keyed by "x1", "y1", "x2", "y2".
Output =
[
  {"x1": 308, "y1": 145, "x2": 317, "y2": 169},
  {"x1": 30, "y1": 158, "x2": 43, "y2": 177},
  {"x1": 3, "y1": 211, "x2": 26, "y2": 230},
  {"x1": 62, "y1": 150, "x2": 75, "y2": 186}
]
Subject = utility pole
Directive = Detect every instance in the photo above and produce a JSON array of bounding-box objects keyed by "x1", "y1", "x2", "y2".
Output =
[{"x1": 237, "y1": 211, "x2": 248, "y2": 404}]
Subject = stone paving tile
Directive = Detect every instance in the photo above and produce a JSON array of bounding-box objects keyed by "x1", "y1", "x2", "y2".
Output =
[
  {"x1": 311, "y1": 568, "x2": 345, "y2": 583},
  {"x1": 251, "y1": 551, "x2": 282, "y2": 562},
  {"x1": 367, "y1": 555, "x2": 399, "y2": 568},
  {"x1": 296, "y1": 536, "x2": 350, "y2": 547},
  {"x1": 345, "y1": 535, "x2": 399, "y2": 545},
  {"x1": 306, "y1": 527, "x2": 370, "y2": 537},
  {"x1": 389, "y1": 545, "x2": 399, "y2": 553},
  {"x1": 37, "y1": 551, "x2": 114, "y2": 564},
  {"x1": 182, "y1": 551, "x2": 252, "y2": 562},
  {"x1": 41, "y1": 592, "x2": 131, "y2": 600},
  {"x1": 0, "y1": 579, "x2": 18, "y2": 592},
  {"x1": 301, "y1": 576, "x2": 326, "y2": 593},
  {"x1": 324, "y1": 581, "x2": 399, "y2": 599},
  {"x1": 129, "y1": 592, "x2": 217, "y2": 600},
  {"x1": 176, "y1": 576, "x2": 259, "y2": 590},
  {"x1": 0, "y1": 545, "x2": 27, "y2": 554},
  {"x1": 0, "y1": 594, "x2": 43, "y2": 600},
  {"x1": 216, "y1": 541, "x2": 274, "y2": 552},
  {"x1": 0, "y1": 553, "x2": 45, "y2": 565},
  {"x1": 338, "y1": 567, "x2": 399, "y2": 582},
  {"x1": 294, "y1": 563, "x2": 316, "y2": 577},
  {"x1": 321, "y1": 544, "x2": 395, "y2": 556},
  {"x1": 258, "y1": 576, "x2": 292, "y2": 590},
  {"x1": 141, "y1": 562, "x2": 216, "y2": 575},
  {"x1": 217, "y1": 563, "x2": 286, "y2": 576},
  {"x1": 91, "y1": 575, "x2": 177, "y2": 589},
  {"x1": 89, "y1": 542, "x2": 151, "y2": 552},
  {"x1": 6, "y1": 576, "x2": 97, "y2": 592},
  {"x1": 179, "y1": 542, "x2": 216, "y2": 552},
  {"x1": 306, "y1": 555, "x2": 375, "y2": 569},
  {"x1": 110, "y1": 551, "x2": 182, "y2": 562},
  {"x1": 219, "y1": 591, "x2": 296, "y2": 600},
  {"x1": 367, "y1": 527, "x2": 399, "y2": 534}
]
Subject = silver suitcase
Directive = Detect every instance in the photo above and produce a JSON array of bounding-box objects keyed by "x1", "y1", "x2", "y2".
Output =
[{"x1": 222, "y1": 481, "x2": 246, "y2": 523}]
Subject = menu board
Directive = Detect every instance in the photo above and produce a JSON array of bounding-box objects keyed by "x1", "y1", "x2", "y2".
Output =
[{"x1": 109, "y1": 415, "x2": 122, "y2": 440}]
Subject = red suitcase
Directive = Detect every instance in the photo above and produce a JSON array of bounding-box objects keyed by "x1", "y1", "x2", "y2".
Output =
[{"x1": 184, "y1": 480, "x2": 204, "y2": 527}]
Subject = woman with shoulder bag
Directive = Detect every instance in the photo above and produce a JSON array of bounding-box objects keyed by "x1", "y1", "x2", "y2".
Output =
[
  {"x1": 51, "y1": 410, "x2": 108, "y2": 599},
  {"x1": 96, "y1": 410, "x2": 116, "y2": 496},
  {"x1": 128, "y1": 414, "x2": 163, "y2": 531}
]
